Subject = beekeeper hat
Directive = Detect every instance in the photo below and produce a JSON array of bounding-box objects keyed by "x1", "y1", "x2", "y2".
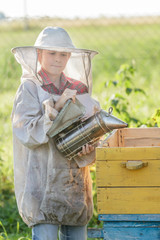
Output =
[
  {"x1": 11, "y1": 26, "x2": 98, "y2": 94},
  {"x1": 34, "y1": 26, "x2": 93, "y2": 53}
]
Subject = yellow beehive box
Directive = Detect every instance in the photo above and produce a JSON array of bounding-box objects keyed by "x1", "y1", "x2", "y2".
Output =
[{"x1": 96, "y1": 128, "x2": 160, "y2": 214}]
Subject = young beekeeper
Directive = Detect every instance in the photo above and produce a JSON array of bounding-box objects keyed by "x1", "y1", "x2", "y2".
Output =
[{"x1": 11, "y1": 26, "x2": 101, "y2": 240}]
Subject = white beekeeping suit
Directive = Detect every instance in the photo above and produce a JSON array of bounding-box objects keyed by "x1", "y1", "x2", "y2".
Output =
[{"x1": 11, "y1": 26, "x2": 101, "y2": 227}]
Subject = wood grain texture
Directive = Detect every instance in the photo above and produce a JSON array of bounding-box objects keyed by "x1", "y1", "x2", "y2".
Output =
[
  {"x1": 97, "y1": 187, "x2": 160, "y2": 214},
  {"x1": 96, "y1": 147, "x2": 160, "y2": 161},
  {"x1": 101, "y1": 128, "x2": 160, "y2": 148},
  {"x1": 96, "y1": 159, "x2": 160, "y2": 187},
  {"x1": 98, "y1": 214, "x2": 160, "y2": 221}
]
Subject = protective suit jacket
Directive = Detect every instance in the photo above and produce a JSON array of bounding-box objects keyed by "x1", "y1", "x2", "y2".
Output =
[{"x1": 11, "y1": 26, "x2": 100, "y2": 227}]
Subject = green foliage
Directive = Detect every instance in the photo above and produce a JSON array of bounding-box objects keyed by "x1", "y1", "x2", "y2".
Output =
[
  {"x1": 0, "y1": 221, "x2": 8, "y2": 239},
  {"x1": 88, "y1": 165, "x2": 103, "y2": 229},
  {"x1": 0, "y1": 221, "x2": 31, "y2": 240},
  {"x1": 0, "y1": 150, "x2": 29, "y2": 236},
  {"x1": 107, "y1": 61, "x2": 147, "y2": 126},
  {"x1": 0, "y1": 191, "x2": 28, "y2": 233},
  {"x1": 152, "y1": 108, "x2": 160, "y2": 127}
]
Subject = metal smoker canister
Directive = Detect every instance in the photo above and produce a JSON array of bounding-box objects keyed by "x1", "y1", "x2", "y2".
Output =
[{"x1": 55, "y1": 108, "x2": 128, "y2": 159}]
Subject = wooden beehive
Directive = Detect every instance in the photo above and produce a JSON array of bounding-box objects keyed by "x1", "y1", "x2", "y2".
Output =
[{"x1": 96, "y1": 128, "x2": 160, "y2": 214}]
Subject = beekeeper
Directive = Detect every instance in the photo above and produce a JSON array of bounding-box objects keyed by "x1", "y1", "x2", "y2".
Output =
[{"x1": 11, "y1": 26, "x2": 101, "y2": 240}]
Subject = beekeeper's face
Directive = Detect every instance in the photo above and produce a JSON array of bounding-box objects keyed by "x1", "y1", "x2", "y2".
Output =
[{"x1": 38, "y1": 50, "x2": 71, "y2": 77}]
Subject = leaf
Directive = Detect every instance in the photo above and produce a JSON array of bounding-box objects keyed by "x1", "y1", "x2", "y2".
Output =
[
  {"x1": 126, "y1": 88, "x2": 133, "y2": 95},
  {"x1": 112, "y1": 80, "x2": 118, "y2": 86},
  {"x1": 114, "y1": 93, "x2": 125, "y2": 100},
  {"x1": 130, "y1": 117, "x2": 139, "y2": 123},
  {"x1": 134, "y1": 88, "x2": 146, "y2": 95},
  {"x1": 111, "y1": 99, "x2": 119, "y2": 107},
  {"x1": 128, "y1": 65, "x2": 135, "y2": 75},
  {"x1": 0, "y1": 221, "x2": 8, "y2": 239},
  {"x1": 152, "y1": 108, "x2": 160, "y2": 127},
  {"x1": 17, "y1": 222, "x2": 20, "y2": 234},
  {"x1": 105, "y1": 80, "x2": 113, "y2": 88},
  {"x1": 114, "y1": 107, "x2": 121, "y2": 114},
  {"x1": 121, "y1": 104, "x2": 128, "y2": 112},
  {"x1": 124, "y1": 76, "x2": 132, "y2": 82}
]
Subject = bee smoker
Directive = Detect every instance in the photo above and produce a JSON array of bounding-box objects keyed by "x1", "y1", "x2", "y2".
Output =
[{"x1": 55, "y1": 107, "x2": 128, "y2": 159}]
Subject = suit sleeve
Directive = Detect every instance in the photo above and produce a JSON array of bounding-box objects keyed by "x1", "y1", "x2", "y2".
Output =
[{"x1": 12, "y1": 81, "x2": 53, "y2": 149}]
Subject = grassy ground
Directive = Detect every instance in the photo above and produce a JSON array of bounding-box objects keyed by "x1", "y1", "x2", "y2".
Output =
[{"x1": 0, "y1": 17, "x2": 160, "y2": 238}]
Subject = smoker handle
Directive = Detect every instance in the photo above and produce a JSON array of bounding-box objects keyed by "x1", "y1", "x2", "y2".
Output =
[{"x1": 121, "y1": 160, "x2": 148, "y2": 170}]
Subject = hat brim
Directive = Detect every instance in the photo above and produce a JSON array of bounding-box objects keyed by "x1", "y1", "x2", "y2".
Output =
[{"x1": 11, "y1": 46, "x2": 98, "y2": 56}]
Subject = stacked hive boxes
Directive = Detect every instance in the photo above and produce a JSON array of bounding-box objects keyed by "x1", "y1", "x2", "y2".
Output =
[{"x1": 96, "y1": 128, "x2": 160, "y2": 239}]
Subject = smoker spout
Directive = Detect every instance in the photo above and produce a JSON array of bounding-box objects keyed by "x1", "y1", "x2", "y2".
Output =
[{"x1": 98, "y1": 110, "x2": 128, "y2": 132}]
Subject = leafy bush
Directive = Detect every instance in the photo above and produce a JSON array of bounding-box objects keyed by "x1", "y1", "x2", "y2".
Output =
[{"x1": 107, "y1": 61, "x2": 147, "y2": 126}]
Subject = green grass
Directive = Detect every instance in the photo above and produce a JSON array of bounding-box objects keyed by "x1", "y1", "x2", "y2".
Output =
[{"x1": 0, "y1": 17, "x2": 160, "y2": 238}]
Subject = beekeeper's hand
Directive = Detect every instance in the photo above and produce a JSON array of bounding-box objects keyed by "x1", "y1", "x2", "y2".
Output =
[
  {"x1": 78, "y1": 143, "x2": 95, "y2": 157},
  {"x1": 55, "y1": 88, "x2": 77, "y2": 112},
  {"x1": 43, "y1": 98, "x2": 58, "y2": 121}
]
